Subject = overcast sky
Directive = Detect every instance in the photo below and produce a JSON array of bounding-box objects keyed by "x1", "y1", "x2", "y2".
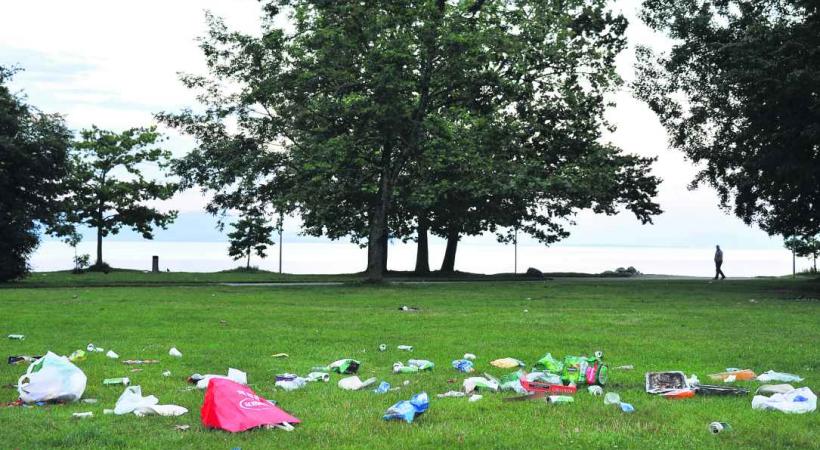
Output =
[{"x1": 0, "y1": 0, "x2": 787, "y2": 250}]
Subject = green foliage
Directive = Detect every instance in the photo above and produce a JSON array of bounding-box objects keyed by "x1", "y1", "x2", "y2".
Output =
[
  {"x1": 635, "y1": 0, "x2": 820, "y2": 237},
  {"x1": 227, "y1": 209, "x2": 275, "y2": 269},
  {"x1": 785, "y1": 235, "x2": 819, "y2": 271},
  {"x1": 63, "y1": 126, "x2": 178, "y2": 266},
  {"x1": 0, "y1": 66, "x2": 72, "y2": 281},
  {"x1": 162, "y1": 1, "x2": 660, "y2": 280}
]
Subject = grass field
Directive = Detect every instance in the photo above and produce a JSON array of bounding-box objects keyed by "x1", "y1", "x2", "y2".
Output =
[{"x1": 1, "y1": 278, "x2": 818, "y2": 449}]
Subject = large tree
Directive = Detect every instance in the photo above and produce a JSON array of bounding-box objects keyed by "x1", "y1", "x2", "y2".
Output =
[
  {"x1": 0, "y1": 66, "x2": 72, "y2": 281},
  {"x1": 635, "y1": 0, "x2": 820, "y2": 238},
  {"x1": 64, "y1": 126, "x2": 178, "y2": 269},
  {"x1": 163, "y1": 1, "x2": 660, "y2": 280}
]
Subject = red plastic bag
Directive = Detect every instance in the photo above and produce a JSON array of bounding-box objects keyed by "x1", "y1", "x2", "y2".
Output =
[{"x1": 201, "y1": 378, "x2": 300, "y2": 432}]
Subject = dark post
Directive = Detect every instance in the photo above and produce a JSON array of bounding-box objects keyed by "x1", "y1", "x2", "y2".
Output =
[{"x1": 152, "y1": 255, "x2": 159, "y2": 273}]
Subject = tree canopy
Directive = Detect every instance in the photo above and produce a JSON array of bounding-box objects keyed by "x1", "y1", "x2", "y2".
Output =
[
  {"x1": 0, "y1": 66, "x2": 72, "y2": 281},
  {"x1": 636, "y1": 0, "x2": 820, "y2": 238},
  {"x1": 162, "y1": 0, "x2": 661, "y2": 280},
  {"x1": 64, "y1": 126, "x2": 178, "y2": 268},
  {"x1": 228, "y1": 208, "x2": 276, "y2": 269}
]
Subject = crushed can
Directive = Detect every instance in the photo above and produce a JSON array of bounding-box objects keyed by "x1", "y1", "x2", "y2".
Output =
[{"x1": 709, "y1": 422, "x2": 732, "y2": 434}]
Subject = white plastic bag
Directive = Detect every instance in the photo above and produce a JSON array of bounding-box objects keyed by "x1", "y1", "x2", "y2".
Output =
[
  {"x1": 752, "y1": 387, "x2": 816, "y2": 414},
  {"x1": 756, "y1": 370, "x2": 804, "y2": 383},
  {"x1": 195, "y1": 368, "x2": 247, "y2": 389},
  {"x1": 338, "y1": 376, "x2": 376, "y2": 391},
  {"x1": 114, "y1": 385, "x2": 187, "y2": 417},
  {"x1": 18, "y1": 351, "x2": 87, "y2": 403}
]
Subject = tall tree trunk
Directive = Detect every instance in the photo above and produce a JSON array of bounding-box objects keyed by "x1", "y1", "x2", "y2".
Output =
[
  {"x1": 366, "y1": 167, "x2": 392, "y2": 281},
  {"x1": 440, "y1": 228, "x2": 460, "y2": 273},
  {"x1": 247, "y1": 247, "x2": 251, "y2": 269},
  {"x1": 95, "y1": 226, "x2": 103, "y2": 267},
  {"x1": 414, "y1": 216, "x2": 430, "y2": 274},
  {"x1": 381, "y1": 232, "x2": 388, "y2": 273}
]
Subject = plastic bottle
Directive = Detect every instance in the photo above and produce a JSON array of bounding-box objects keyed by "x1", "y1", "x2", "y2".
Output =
[
  {"x1": 103, "y1": 377, "x2": 130, "y2": 386},
  {"x1": 604, "y1": 392, "x2": 621, "y2": 405},
  {"x1": 398, "y1": 345, "x2": 414, "y2": 351},
  {"x1": 548, "y1": 395, "x2": 574, "y2": 404},
  {"x1": 619, "y1": 402, "x2": 635, "y2": 413},
  {"x1": 374, "y1": 381, "x2": 390, "y2": 394},
  {"x1": 378, "y1": 344, "x2": 387, "y2": 352}
]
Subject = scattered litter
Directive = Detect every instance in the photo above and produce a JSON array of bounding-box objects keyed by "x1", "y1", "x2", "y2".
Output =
[
  {"x1": 709, "y1": 422, "x2": 732, "y2": 434},
  {"x1": 661, "y1": 389, "x2": 696, "y2": 400},
  {"x1": 490, "y1": 358, "x2": 525, "y2": 369},
  {"x1": 756, "y1": 370, "x2": 804, "y2": 383},
  {"x1": 162, "y1": 370, "x2": 172, "y2": 377},
  {"x1": 463, "y1": 375, "x2": 499, "y2": 393},
  {"x1": 192, "y1": 368, "x2": 247, "y2": 389},
  {"x1": 756, "y1": 384, "x2": 795, "y2": 395},
  {"x1": 604, "y1": 392, "x2": 621, "y2": 405},
  {"x1": 103, "y1": 378, "x2": 130, "y2": 386},
  {"x1": 174, "y1": 424, "x2": 190, "y2": 431},
  {"x1": 588, "y1": 385, "x2": 603, "y2": 396},
  {"x1": 696, "y1": 385, "x2": 749, "y2": 396},
  {"x1": 520, "y1": 377, "x2": 577, "y2": 395},
  {"x1": 103, "y1": 409, "x2": 114, "y2": 415},
  {"x1": 468, "y1": 395, "x2": 483, "y2": 402},
  {"x1": 463, "y1": 353, "x2": 476, "y2": 360},
  {"x1": 123, "y1": 359, "x2": 159, "y2": 365},
  {"x1": 201, "y1": 378, "x2": 300, "y2": 432},
  {"x1": 7, "y1": 355, "x2": 41, "y2": 365},
  {"x1": 615, "y1": 365, "x2": 634, "y2": 371},
  {"x1": 69, "y1": 350, "x2": 86, "y2": 362},
  {"x1": 619, "y1": 402, "x2": 635, "y2": 413},
  {"x1": 383, "y1": 392, "x2": 428, "y2": 423},
  {"x1": 645, "y1": 371, "x2": 688, "y2": 394},
  {"x1": 7, "y1": 334, "x2": 25, "y2": 340},
  {"x1": 403, "y1": 380, "x2": 410, "y2": 386},
  {"x1": 561, "y1": 353, "x2": 608, "y2": 386},
  {"x1": 374, "y1": 381, "x2": 390, "y2": 394},
  {"x1": 393, "y1": 360, "x2": 434, "y2": 373},
  {"x1": 437, "y1": 391, "x2": 465, "y2": 398},
  {"x1": 302, "y1": 372, "x2": 327, "y2": 383},
  {"x1": 687, "y1": 374, "x2": 700, "y2": 386},
  {"x1": 275, "y1": 374, "x2": 307, "y2": 391},
  {"x1": 378, "y1": 344, "x2": 387, "y2": 352},
  {"x1": 73, "y1": 412, "x2": 93, "y2": 418},
  {"x1": 328, "y1": 359, "x2": 360, "y2": 374},
  {"x1": 752, "y1": 387, "x2": 816, "y2": 414},
  {"x1": 114, "y1": 385, "x2": 188, "y2": 417},
  {"x1": 533, "y1": 353, "x2": 563, "y2": 372},
  {"x1": 168, "y1": 348, "x2": 182, "y2": 358},
  {"x1": 708, "y1": 369, "x2": 755, "y2": 382},
  {"x1": 17, "y1": 351, "x2": 87, "y2": 404},
  {"x1": 86, "y1": 344, "x2": 104, "y2": 352},
  {"x1": 452, "y1": 359, "x2": 474, "y2": 373},
  {"x1": 271, "y1": 353, "x2": 288, "y2": 359},
  {"x1": 130, "y1": 368, "x2": 142, "y2": 373},
  {"x1": 338, "y1": 376, "x2": 377, "y2": 391},
  {"x1": 548, "y1": 395, "x2": 574, "y2": 404},
  {"x1": 106, "y1": 350, "x2": 119, "y2": 360},
  {"x1": 82, "y1": 398, "x2": 98, "y2": 404},
  {"x1": 398, "y1": 305, "x2": 420, "y2": 312},
  {"x1": 397, "y1": 345, "x2": 414, "y2": 352}
]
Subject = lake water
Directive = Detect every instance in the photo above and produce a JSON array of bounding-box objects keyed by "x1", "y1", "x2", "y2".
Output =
[{"x1": 31, "y1": 239, "x2": 799, "y2": 277}]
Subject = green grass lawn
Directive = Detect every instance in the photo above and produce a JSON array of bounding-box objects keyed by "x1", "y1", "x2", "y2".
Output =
[{"x1": 1, "y1": 279, "x2": 818, "y2": 449}]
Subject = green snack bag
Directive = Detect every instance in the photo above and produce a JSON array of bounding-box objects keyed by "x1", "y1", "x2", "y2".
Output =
[{"x1": 534, "y1": 353, "x2": 563, "y2": 372}]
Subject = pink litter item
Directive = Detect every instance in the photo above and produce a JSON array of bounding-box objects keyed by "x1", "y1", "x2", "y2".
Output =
[{"x1": 201, "y1": 378, "x2": 300, "y2": 432}]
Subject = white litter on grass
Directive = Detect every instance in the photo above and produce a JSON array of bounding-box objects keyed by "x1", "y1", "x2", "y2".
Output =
[
  {"x1": 195, "y1": 368, "x2": 247, "y2": 389},
  {"x1": 114, "y1": 385, "x2": 188, "y2": 417},
  {"x1": 106, "y1": 350, "x2": 119, "y2": 359},
  {"x1": 162, "y1": 370, "x2": 172, "y2": 377},
  {"x1": 468, "y1": 395, "x2": 483, "y2": 402},
  {"x1": 463, "y1": 353, "x2": 476, "y2": 360},
  {"x1": 168, "y1": 347, "x2": 182, "y2": 358},
  {"x1": 756, "y1": 370, "x2": 804, "y2": 383},
  {"x1": 752, "y1": 387, "x2": 816, "y2": 414},
  {"x1": 338, "y1": 376, "x2": 377, "y2": 391}
]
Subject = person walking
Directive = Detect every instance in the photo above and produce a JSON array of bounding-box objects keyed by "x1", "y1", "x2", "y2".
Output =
[{"x1": 714, "y1": 245, "x2": 726, "y2": 280}]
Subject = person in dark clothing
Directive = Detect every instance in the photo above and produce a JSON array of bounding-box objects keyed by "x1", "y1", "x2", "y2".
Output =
[{"x1": 714, "y1": 245, "x2": 726, "y2": 280}]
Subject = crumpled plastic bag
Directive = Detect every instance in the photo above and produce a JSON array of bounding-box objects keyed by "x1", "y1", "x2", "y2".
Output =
[
  {"x1": 756, "y1": 370, "x2": 804, "y2": 383},
  {"x1": 275, "y1": 374, "x2": 307, "y2": 391},
  {"x1": 196, "y1": 368, "x2": 247, "y2": 389},
  {"x1": 756, "y1": 384, "x2": 795, "y2": 395},
  {"x1": 383, "y1": 392, "x2": 429, "y2": 423},
  {"x1": 18, "y1": 351, "x2": 87, "y2": 404},
  {"x1": 452, "y1": 359, "x2": 474, "y2": 373},
  {"x1": 338, "y1": 376, "x2": 377, "y2": 391},
  {"x1": 463, "y1": 376, "x2": 499, "y2": 393},
  {"x1": 114, "y1": 385, "x2": 187, "y2": 416},
  {"x1": 533, "y1": 353, "x2": 563, "y2": 372},
  {"x1": 328, "y1": 359, "x2": 360, "y2": 374},
  {"x1": 752, "y1": 387, "x2": 816, "y2": 414},
  {"x1": 201, "y1": 378, "x2": 300, "y2": 432}
]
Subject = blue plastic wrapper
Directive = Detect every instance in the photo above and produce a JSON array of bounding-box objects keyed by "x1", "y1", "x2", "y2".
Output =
[
  {"x1": 619, "y1": 402, "x2": 635, "y2": 413},
  {"x1": 383, "y1": 392, "x2": 429, "y2": 423},
  {"x1": 374, "y1": 381, "x2": 390, "y2": 394},
  {"x1": 452, "y1": 359, "x2": 474, "y2": 373}
]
